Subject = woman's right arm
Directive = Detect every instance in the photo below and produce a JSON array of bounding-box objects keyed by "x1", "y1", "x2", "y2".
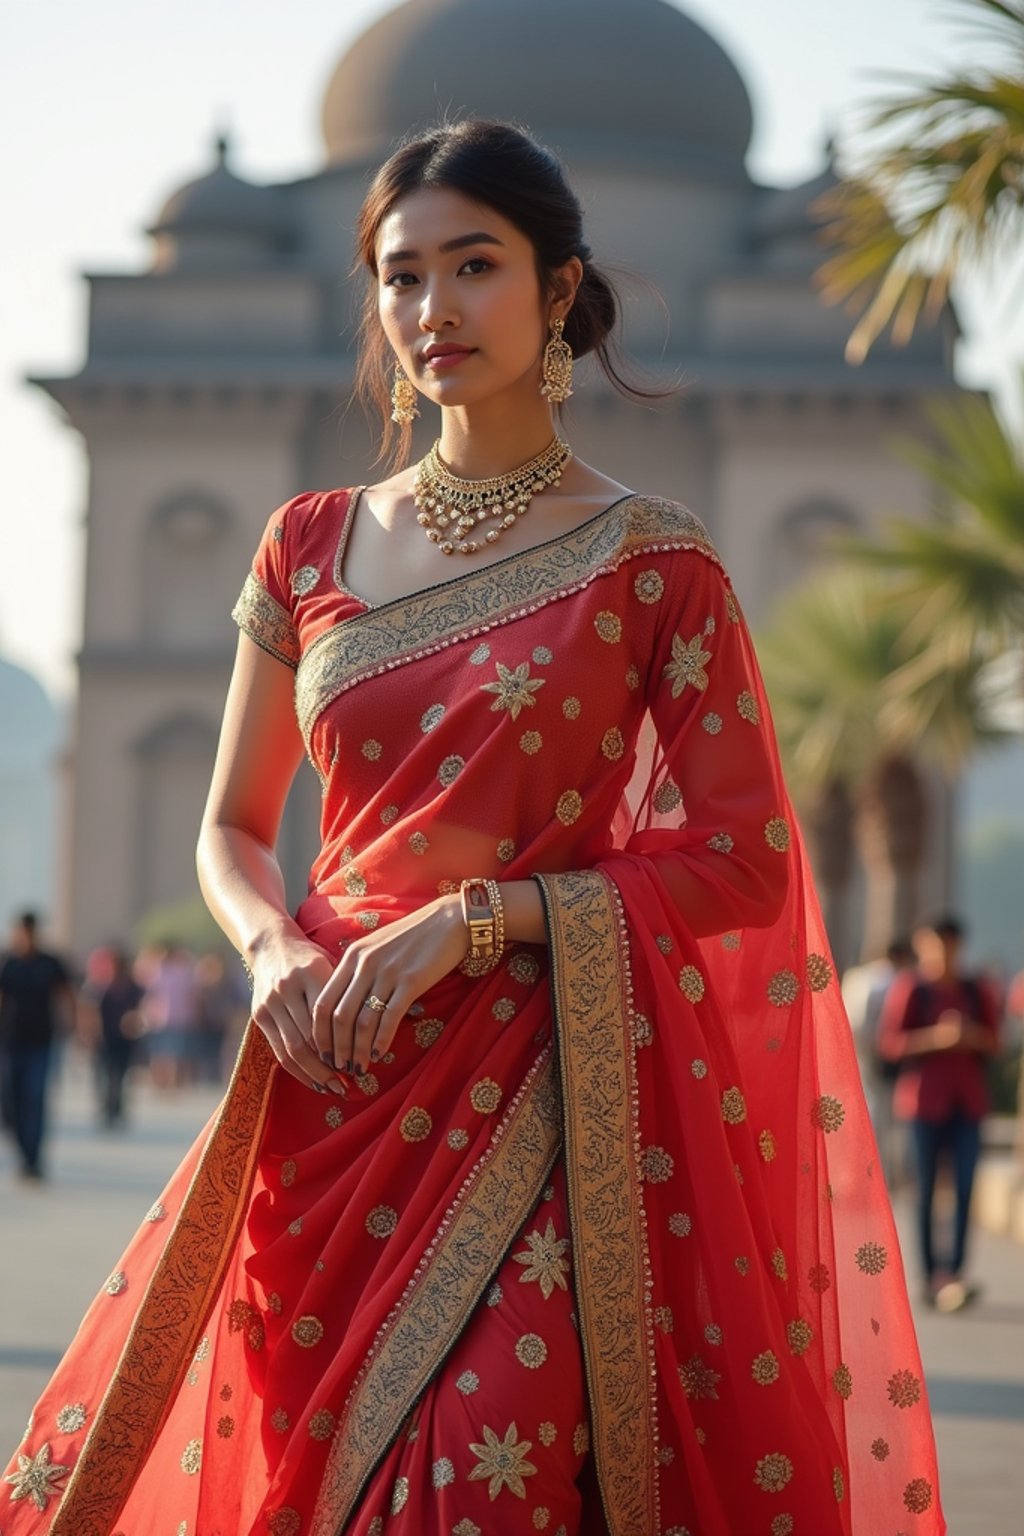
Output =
[{"x1": 196, "y1": 631, "x2": 343, "y2": 1094}]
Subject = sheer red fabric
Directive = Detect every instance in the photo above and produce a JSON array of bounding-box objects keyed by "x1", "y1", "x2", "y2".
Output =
[{"x1": 2, "y1": 487, "x2": 944, "y2": 1536}]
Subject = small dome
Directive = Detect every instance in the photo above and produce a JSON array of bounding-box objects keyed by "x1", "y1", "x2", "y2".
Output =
[
  {"x1": 0, "y1": 655, "x2": 58, "y2": 768},
  {"x1": 322, "y1": 0, "x2": 753, "y2": 173},
  {"x1": 747, "y1": 143, "x2": 841, "y2": 247},
  {"x1": 148, "y1": 133, "x2": 287, "y2": 239}
]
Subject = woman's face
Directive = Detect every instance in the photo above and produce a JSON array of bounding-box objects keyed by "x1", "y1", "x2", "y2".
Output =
[{"x1": 375, "y1": 185, "x2": 561, "y2": 410}]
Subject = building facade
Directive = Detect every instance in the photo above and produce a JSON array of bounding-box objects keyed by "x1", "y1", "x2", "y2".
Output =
[{"x1": 29, "y1": 0, "x2": 965, "y2": 959}]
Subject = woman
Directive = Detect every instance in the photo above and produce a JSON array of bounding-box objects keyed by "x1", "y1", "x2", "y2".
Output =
[{"x1": 3, "y1": 120, "x2": 944, "y2": 1536}]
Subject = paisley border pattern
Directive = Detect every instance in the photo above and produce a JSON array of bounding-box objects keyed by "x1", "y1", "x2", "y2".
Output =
[
  {"x1": 533, "y1": 869, "x2": 658, "y2": 1536},
  {"x1": 49, "y1": 1026, "x2": 276, "y2": 1536},
  {"x1": 231, "y1": 570, "x2": 301, "y2": 669},
  {"x1": 295, "y1": 495, "x2": 720, "y2": 747},
  {"x1": 310, "y1": 1048, "x2": 562, "y2": 1536}
]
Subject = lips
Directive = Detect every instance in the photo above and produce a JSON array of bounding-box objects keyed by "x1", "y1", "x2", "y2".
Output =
[{"x1": 422, "y1": 344, "x2": 475, "y2": 361}]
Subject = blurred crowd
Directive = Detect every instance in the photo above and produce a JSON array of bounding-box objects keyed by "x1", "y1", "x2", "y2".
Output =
[
  {"x1": 0, "y1": 910, "x2": 251, "y2": 1179},
  {"x1": 3, "y1": 905, "x2": 1024, "y2": 1318}
]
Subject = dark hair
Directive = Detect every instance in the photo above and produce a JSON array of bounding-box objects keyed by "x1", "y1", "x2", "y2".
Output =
[
  {"x1": 16, "y1": 911, "x2": 38, "y2": 932},
  {"x1": 923, "y1": 914, "x2": 966, "y2": 942},
  {"x1": 351, "y1": 117, "x2": 674, "y2": 469}
]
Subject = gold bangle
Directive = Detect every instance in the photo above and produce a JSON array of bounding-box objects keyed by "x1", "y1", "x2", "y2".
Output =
[{"x1": 459, "y1": 876, "x2": 502, "y2": 976}]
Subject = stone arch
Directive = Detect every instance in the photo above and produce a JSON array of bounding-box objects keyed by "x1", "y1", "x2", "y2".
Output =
[
  {"x1": 142, "y1": 490, "x2": 236, "y2": 649},
  {"x1": 771, "y1": 496, "x2": 863, "y2": 589},
  {"x1": 132, "y1": 712, "x2": 218, "y2": 917}
]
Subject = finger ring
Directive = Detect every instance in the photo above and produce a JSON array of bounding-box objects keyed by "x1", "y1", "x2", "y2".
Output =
[{"x1": 364, "y1": 994, "x2": 389, "y2": 1013}]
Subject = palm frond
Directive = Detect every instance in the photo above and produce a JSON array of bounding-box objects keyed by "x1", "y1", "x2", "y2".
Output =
[{"x1": 810, "y1": 4, "x2": 1024, "y2": 362}]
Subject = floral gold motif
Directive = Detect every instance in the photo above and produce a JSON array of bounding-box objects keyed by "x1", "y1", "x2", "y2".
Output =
[
  {"x1": 754, "y1": 1451, "x2": 793, "y2": 1493},
  {"x1": 668, "y1": 1211, "x2": 692, "y2": 1237},
  {"x1": 904, "y1": 1477, "x2": 933, "y2": 1514},
  {"x1": 513, "y1": 1218, "x2": 570, "y2": 1298},
  {"x1": 555, "y1": 790, "x2": 583, "y2": 825},
  {"x1": 640, "y1": 1145, "x2": 674, "y2": 1182},
  {"x1": 811, "y1": 1095, "x2": 845, "y2": 1133},
  {"x1": 833, "y1": 1363, "x2": 853, "y2": 1399},
  {"x1": 562, "y1": 695, "x2": 581, "y2": 719},
  {"x1": 767, "y1": 969, "x2": 799, "y2": 1006},
  {"x1": 662, "y1": 632, "x2": 712, "y2": 697},
  {"x1": 855, "y1": 1240, "x2": 888, "y2": 1275},
  {"x1": 365, "y1": 1206, "x2": 398, "y2": 1239},
  {"x1": 737, "y1": 689, "x2": 760, "y2": 724},
  {"x1": 594, "y1": 610, "x2": 623, "y2": 643},
  {"x1": 4, "y1": 1443, "x2": 70, "y2": 1510},
  {"x1": 468, "y1": 1421, "x2": 538, "y2": 1500},
  {"x1": 291, "y1": 564, "x2": 321, "y2": 596},
  {"x1": 721, "y1": 1087, "x2": 746, "y2": 1124},
  {"x1": 702, "y1": 711, "x2": 723, "y2": 734},
  {"x1": 752, "y1": 1350, "x2": 780, "y2": 1386},
  {"x1": 678, "y1": 1355, "x2": 721, "y2": 1400},
  {"x1": 634, "y1": 568, "x2": 665, "y2": 603},
  {"x1": 764, "y1": 816, "x2": 790, "y2": 852},
  {"x1": 806, "y1": 952, "x2": 833, "y2": 991},
  {"x1": 470, "y1": 1078, "x2": 503, "y2": 1114},
  {"x1": 291, "y1": 1316, "x2": 324, "y2": 1348},
  {"x1": 652, "y1": 780, "x2": 683, "y2": 814},
  {"x1": 400, "y1": 1108, "x2": 432, "y2": 1142},
  {"x1": 678, "y1": 965, "x2": 705, "y2": 1003},
  {"x1": 515, "y1": 1332, "x2": 549, "y2": 1368},
  {"x1": 601, "y1": 726, "x2": 625, "y2": 760},
  {"x1": 480, "y1": 660, "x2": 545, "y2": 719},
  {"x1": 887, "y1": 1368, "x2": 922, "y2": 1408}
]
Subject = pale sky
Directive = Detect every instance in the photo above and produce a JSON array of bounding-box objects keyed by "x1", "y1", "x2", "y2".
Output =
[{"x1": 3, "y1": 0, "x2": 1021, "y2": 705}]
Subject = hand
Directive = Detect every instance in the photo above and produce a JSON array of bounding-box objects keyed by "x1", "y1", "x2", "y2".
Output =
[
  {"x1": 929, "y1": 1012, "x2": 966, "y2": 1051},
  {"x1": 311, "y1": 894, "x2": 469, "y2": 1075},
  {"x1": 248, "y1": 931, "x2": 343, "y2": 1095}
]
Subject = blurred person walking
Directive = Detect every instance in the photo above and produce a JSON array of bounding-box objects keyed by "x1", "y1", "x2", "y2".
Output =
[
  {"x1": 842, "y1": 937, "x2": 916, "y2": 1187},
  {"x1": 0, "y1": 911, "x2": 74, "y2": 1180},
  {"x1": 138, "y1": 942, "x2": 199, "y2": 1090},
  {"x1": 80, "y1": 946, "x2": 146, "y2": 1127},
  {"x1": 878, "y1": 915, "x2": 1001, "y2": 1312},
  {"x1": 193, "y1": 951, "x2": 248, "y2": 1084}
]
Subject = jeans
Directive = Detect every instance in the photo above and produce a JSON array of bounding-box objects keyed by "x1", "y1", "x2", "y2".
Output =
[
  {"x1": 0, "y1": 1042, "x2": 52, "y2": 1174},
  {"x1": 910, "y1": 1108, "x2": 981, "y2": 1280}
]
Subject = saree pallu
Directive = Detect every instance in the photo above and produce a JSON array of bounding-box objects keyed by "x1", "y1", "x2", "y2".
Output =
[{"x1": 3, "y1": 487, "x2": 945, "y2": 1536}]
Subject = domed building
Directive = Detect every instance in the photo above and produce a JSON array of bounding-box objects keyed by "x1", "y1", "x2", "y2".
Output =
[
  {"x1": 0, "y1": 656, "x2": 62, "y2": 934},
  {"x1": 28, "y1": 0, "x2": 963, "y2": 958}
]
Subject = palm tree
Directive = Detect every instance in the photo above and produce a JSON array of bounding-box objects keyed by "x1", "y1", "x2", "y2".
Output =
[
  {"x1": 850, "y1": 384, "x2": 1024, "y2": 723},
  {"x1": 809, "y1": 0, "x2": 1024, "y2": 365},
  {"x1": 758, "y1": 569, "x2": 1007, "y2": 963}
]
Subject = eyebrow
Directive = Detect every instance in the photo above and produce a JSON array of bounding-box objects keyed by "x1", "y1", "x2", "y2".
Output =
[{"x1": 379, "y1": 231, "x2": 505, "y2": 265}]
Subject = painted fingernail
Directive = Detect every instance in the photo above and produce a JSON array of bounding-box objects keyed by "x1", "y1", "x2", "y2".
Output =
[
  {"x1": 344, "y1": 1059, "x2": 353, "y2": 1075},
  {"x1": 318, "y1": 1050, "x2": 334, "y2": 1066},
  {"x1": 327, "y1": 1079, "x2": 346, "y2": 1096},
  {"x1": 354, "y1": 1063, "x2": 365, "y2": 1077},
  {"x1": 312, "y1": 1081, "x2": 327, "y2": 1094},
  {"x1": 370, "y1": 1048, "x2": 380, "y2": 1063}
]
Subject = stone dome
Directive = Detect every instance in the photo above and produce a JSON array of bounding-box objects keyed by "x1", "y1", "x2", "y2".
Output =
[
  {"x1": 148, "y1": 134, "x2": 287, "y2": 240},
  {"x1": 746, "y1": 141, "x2": 841, "y2": 248},
  {"x1": 322, "y1": 0, "x2": 753, "y2": 174},
  {"x1": 0, "y1": 655, "x2": 58, "y2": 768}
]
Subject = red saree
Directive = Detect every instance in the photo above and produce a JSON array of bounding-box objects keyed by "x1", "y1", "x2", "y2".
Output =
[{"x1": 3, "y1": 486, "x2": 945, "y2": 1536}]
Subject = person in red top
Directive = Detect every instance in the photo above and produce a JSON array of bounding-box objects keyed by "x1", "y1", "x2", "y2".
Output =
[{"x1": 878, "y1": 913, "x2": 1001, "y2": 1311}]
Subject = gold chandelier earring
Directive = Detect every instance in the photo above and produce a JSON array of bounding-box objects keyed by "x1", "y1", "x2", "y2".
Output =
[
  {"x1": 540, "y1": 315, "x2": 574, "y2": 403},
  {"x1": 391, "y1": 360, "x2": 419, "y2": 424}
]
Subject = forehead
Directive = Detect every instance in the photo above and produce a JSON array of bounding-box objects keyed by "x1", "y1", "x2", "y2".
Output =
[{"x1": 375, "y1": 185, "x2": 525, "y2": 256}]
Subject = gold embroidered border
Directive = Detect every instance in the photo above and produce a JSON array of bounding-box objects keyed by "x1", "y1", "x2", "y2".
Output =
[
  {"x1": 50, "y1": 1025, "x2": 276, "y2": 1536},
  {"x1": 311, "y1": 1048, "x2": 561, "y2": 1536},
  {"x1": 533, "y1": 869, "x2": 657, "y2": 1536},
  {"x1": 295, "y1": 495, "x2": 720, "y2": 747},
  {"x1": 231, "y1": 569, "x2": 301, "y2": 668}
]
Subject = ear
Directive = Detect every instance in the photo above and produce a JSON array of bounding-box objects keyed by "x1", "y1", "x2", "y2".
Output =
[{"x1": 548, "y1": 255, "x2": 584, "y2": 321}]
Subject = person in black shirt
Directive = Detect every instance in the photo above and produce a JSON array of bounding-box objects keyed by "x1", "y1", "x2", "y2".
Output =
[{"x1": 0, "y1": 911, "x2": 74, "y2": 1179}]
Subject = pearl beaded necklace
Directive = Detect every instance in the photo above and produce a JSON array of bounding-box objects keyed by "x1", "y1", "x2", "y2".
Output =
[{"x1": 413, "y1": 436, "x2": 573, "y2": 556}]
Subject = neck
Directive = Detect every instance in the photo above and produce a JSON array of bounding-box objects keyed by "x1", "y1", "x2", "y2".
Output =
[{"x1": 436, "y1": 390, "x2": 560, "y2": 479}]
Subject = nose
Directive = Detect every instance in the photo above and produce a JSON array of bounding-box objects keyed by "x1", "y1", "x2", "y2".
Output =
[{"x1": 418, "y1": 281, "x2": 459, "y2": 335}]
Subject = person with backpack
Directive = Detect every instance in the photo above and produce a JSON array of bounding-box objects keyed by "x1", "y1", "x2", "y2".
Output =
[{"x1": 878, "y1": 914, "x2": 1001, "y2": 1312}]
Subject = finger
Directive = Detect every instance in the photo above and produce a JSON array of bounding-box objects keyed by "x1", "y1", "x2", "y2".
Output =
[
  {"x1": 256, "y1": 997, "x2": 345, "y2": 1097},
  {"x1": 358, "y1": 987, "x2": 412, "y2": 1069},
  {"x1": 312, "y1": 950, "x2": 362, "y2": 1065},
  {"x1": 330, "y1": 957, "x2": 381, "y2": 1072}
]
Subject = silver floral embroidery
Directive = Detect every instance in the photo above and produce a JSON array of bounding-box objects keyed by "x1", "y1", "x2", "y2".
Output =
[{"x1": 290, "y1": 564, "x2": 321, "y2": 596}]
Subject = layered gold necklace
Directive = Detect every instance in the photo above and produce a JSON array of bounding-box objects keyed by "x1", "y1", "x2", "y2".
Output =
[{"x1": 413, "y1": 435, "x2": 573, "y2": 556}]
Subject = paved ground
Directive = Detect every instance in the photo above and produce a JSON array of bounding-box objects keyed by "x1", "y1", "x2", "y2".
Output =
[{"x1": 2, "y1": 1052, "x2": 1022, "y2": 1533}]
